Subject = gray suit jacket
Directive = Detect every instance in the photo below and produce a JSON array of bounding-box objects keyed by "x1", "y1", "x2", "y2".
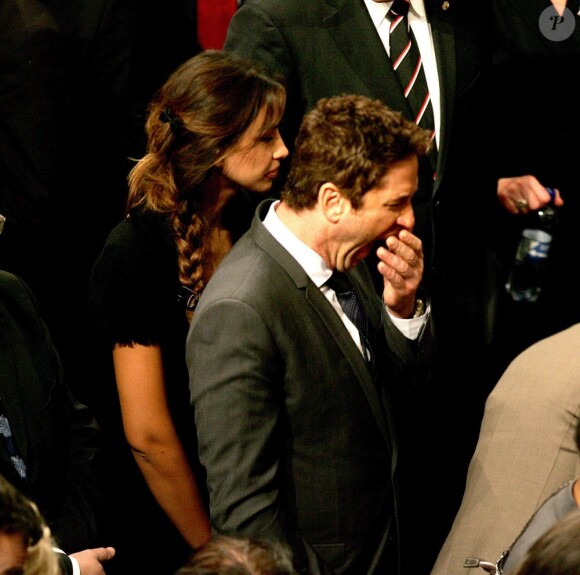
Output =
[
  {"x1": 188, "y1": 201, "x2": 432, "y2": 575},
  {"x1": 431, "y1": 324, "x2": 580, "y2": 575}
]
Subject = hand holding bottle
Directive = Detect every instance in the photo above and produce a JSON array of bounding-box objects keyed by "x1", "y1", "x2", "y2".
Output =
[
  {"x1": 497, "y1": 175, "x2": 564, "y2": 214},
  {"x1": 505, "y1": 186, "x2": 559, "y2": 303}
]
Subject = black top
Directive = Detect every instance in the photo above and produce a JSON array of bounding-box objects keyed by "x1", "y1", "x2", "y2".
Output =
[
  {"x1": 89, "y1": 208, "x2": 195, "y2": 446},
  {"x1": 87, "y1": 208, "x2": 198, "y2": 575},
  {"x1": 86, "y1": 193, "x2": 257, "y2": 575},
  {"x1": 89, "y1": 191, "x2": 257, "y2": 432}
]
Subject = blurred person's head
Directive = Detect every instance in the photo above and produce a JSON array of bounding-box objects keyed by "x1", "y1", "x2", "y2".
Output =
[
  {"x1": 510, "y1": 507, "x2": 580, "y2": 575},
  {"x1": 175, "y1": 536, "x2": 297, "y2": 575},
  {"x1": 0, "y1": 474, "x2": 59, "y2": 575}
]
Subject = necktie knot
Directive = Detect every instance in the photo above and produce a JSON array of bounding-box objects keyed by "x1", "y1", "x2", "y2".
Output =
[
  {"x1": 390, "y1": 0, "x2": 410, "y2": 18},
  {"x1": 325, "y1": 271, "x2": 352, "y2": 296}
]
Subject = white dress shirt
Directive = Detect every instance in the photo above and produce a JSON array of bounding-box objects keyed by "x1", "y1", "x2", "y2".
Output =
[
  {"x1": 263, "y1": 201, "x2": 426, "y2": 349},
  {"x1": 54, "y1": 548, "x2": 80, "y2": 575}
]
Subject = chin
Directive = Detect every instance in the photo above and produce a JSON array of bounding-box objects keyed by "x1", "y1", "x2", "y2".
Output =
[{"x1": 254, "y1": 182, "x2": 273, "y2": 193}]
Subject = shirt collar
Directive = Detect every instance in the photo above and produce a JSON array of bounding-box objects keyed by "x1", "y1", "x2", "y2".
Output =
[
  {"x1": 363, "y1": 0, "x2": 427, "y2": 26},
  {"x1": 262, "y1": 201, "x2": 332, "y2": 288}
]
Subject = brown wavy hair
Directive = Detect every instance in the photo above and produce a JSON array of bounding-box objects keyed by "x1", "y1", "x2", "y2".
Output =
[
  {"x1": 127, "y1": 50, "x2": 286, "y2": 315},
  {"x1": 281, "y1": 94, "x2": 431, "y2": 210}
]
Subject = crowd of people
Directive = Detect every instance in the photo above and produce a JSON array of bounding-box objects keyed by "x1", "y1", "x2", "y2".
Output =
[{"x1": 1, "y1": 0, "x2": 580, "y2": 574}]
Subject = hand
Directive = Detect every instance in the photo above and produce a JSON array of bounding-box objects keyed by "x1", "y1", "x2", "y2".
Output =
[
  {"x1": 376, "y1": 229, "x2": 423, "y2": 318},
  {"x1": 70, "y1": 547, "x2": 115, "y2": 575},
  {"x1": 497, "y1": 175, "x2": 564, "y2": 214}
]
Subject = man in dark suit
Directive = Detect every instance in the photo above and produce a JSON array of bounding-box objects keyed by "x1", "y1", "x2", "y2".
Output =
[
  {"x1": 223, "y1": 0, "x2": 495, "y2": 271},
  {"x1": 223, "y1": 2, "x2": 500, "y2": 568},
  {"x1": 187, "y1": 94, "x2": 433, "y2": 575},
  {"x1": 0, "y1": 268, "x2": 114, "y2": 573}
]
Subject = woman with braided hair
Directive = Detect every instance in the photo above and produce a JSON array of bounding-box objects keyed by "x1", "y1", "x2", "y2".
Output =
[{"x1": 87, "y1": 49, "x2": 287, "y2": 575}]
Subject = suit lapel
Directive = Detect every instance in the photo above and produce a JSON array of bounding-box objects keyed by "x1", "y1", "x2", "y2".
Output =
[
  {"x1": 305, "y1": 281, "x2": 395, "y2": 452},
  {"x1": 323, "y1": 0, "x2": 410, "y2": 115},
  {"x1": 347, "y1": 264, "x2": 398, "y2": 468},
  {"x1": 424, "y1": 0, "x2": 455, "y2": 191}
]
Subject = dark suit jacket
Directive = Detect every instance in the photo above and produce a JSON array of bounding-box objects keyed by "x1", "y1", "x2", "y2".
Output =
[
  {"x1": 188, "y1": 200, "x2": 433, "y2": 575},
  {"x1": 224, "y1": 0, "x2": 497, "y2": 297},
  {"x1": 0, "y1": 270, "x2": 103, "y2": 552}
]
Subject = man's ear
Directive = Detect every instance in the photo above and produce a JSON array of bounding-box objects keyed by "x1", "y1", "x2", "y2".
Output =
[{"x1": 318, "y1": 182, "x2": 348, "y2": 223}]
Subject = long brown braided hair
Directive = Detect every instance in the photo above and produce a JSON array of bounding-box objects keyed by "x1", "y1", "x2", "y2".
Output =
[{"x1": 126, "y1": 50, "x2": 286, "y2": 317}]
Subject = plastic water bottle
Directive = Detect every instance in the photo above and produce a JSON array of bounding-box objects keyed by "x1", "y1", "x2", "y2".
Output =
[{"x1": 505, "y1": 187, "x2": 558, "y2": 303}]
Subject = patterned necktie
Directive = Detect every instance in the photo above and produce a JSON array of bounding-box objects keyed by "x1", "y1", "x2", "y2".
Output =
[
  {"x1": 325, "y1": 271, "x2": 374, "y2": 366},
  {"x1": 389, "y1": 0, "x2": 436, "y2": 155}
]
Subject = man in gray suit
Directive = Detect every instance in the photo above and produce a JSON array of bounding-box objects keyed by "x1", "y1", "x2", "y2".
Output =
[
  {"x1": 223, "y1": 4, "x2": 500, "y2": 570},
  {"x1": 187, "y1": 94, "x2": 433, "y2": 575}
]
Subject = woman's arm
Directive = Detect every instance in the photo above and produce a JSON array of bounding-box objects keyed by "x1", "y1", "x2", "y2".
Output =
[{"x1": 113, "y1": 343, "x2": 211, "y2": 549}]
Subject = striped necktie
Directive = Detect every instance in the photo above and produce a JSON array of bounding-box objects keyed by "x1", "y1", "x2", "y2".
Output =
[{"x1": 389, "y1": 0, "x2": 436, "y2": 155}]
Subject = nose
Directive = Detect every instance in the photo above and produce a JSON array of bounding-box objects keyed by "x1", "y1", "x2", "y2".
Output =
[
  {"x1": 397, "y1": 203, "x2": 415, "y2": 231},
  {"x1": 273, "y1": 132, "x2": 289, "y2": 160}
]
